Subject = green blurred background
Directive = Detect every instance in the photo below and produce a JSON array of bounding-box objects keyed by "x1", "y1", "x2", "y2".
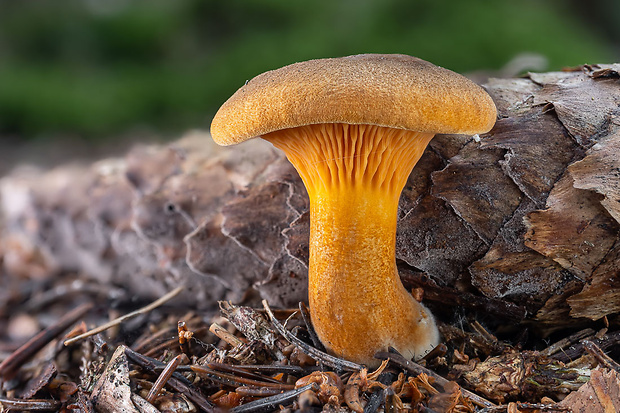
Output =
[{"x1": 0, "y1": 0, "x2": 618, "y2": 155}]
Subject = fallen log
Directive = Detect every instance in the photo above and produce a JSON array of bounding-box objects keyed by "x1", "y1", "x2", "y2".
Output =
[{"x1": 1, "y1": 64, "x2": 619, "y2": 331}]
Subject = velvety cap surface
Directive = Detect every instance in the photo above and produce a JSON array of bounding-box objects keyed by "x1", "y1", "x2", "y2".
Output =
[{"x1": 211, "y1": 54, "x2": 497, "y2": 145}]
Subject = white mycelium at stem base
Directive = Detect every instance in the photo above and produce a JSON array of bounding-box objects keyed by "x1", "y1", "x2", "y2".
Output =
[{"x1": 265, "y1": 123, "x2": 440, "y2": 366}]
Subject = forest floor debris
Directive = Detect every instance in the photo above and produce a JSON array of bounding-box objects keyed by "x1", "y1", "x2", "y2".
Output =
[{"x1": 0, "y1": 286, "x2": 617, "y2": 412}]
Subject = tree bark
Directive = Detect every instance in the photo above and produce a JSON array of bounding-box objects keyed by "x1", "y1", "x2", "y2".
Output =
[{"x1": 1, "y1": 65, "x2": 619, "y2": 329}]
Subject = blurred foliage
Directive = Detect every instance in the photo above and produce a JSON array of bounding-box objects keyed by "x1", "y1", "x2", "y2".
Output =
[{"x1": 0, "y1": 0, "x2": 616, "y2": 140}]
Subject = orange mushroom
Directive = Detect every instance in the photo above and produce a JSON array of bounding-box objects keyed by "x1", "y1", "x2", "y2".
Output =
[{"x1": 211, "y1": 54, "x2": 497, "y2": 366}]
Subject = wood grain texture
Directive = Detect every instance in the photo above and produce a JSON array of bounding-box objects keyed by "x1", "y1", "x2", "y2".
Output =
[{"x1": 1, "y1": 65, "x2": 619, "y2": 325}]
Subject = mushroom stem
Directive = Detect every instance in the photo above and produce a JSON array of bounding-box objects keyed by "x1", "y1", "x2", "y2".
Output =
[{"x1": 264, "y1": 123, "x2": 440, "y2": 366}]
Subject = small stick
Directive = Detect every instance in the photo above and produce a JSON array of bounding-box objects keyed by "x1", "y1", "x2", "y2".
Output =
[
  {"x1": 23, "y1": 280, "x2": 125, "y2": 312},
  {"x1": 132, "y1": 313, "x2": 198, "y2": 352},
  {"x1": 132, "y1": 324, "x2": 176, "y2": 353},
  {"x1": 235, "y1": 386, "x2": 288, "y2": 397},
  {"x1": 125, "y1": 347, "x2": 215, "y2": 412},
  {"x1": 209, "y1": 389, "x2": 227, "y2": 400},
  {"x1": 125, "y1": 347, "x2": 190, "y2": 385},
  {"x1": 64, "y1": 286, "x2": 183, "y2": 346},
  {"x1": 191, "y1": 365, "x2": 295, "y2": 389},
  {"x1": 142, "y1": 327, "x2": 208, "y2": 358},
  {"x1": 374, "y1": 351, "x2": 496, "y2": 409},
  {"x1": 209, "y1": 322, "x2": 245, "y2": 347},
  {"x1": 541, "y1": 328, "x2": 595, "y2": 357},
  {"x1": 146, "y1": 354, "x2": 184, "y2": 403},
  {"x1": 230, "y1": 382, "x2": 319, "y2": 413},
  {"x1": 0, "y1": 302, "x2": 93, "y2": 378},
  {"x1": 420, "y1": 343, "x2": 447, "y2": 361},
  {"x1": 0, "y1": 397, "x2": 62, "y2": 411},
  {"x1": 552, "y1": 331, "x2": 620, "y2": 363},
  {"x1": 262, "y1": 300, "x2": 363, "y2": 372},
  {"x1": 583, "y1": 340, "x2": 620, "y2": 373},
  {"x1": 217, "y1": 364, "x2": 314, "y2": 375},
  {"x1": 207, "y1": 362, "x2": 286, "y2": 384},
  {"x1": 478, "y1": 402, "x2": 571, "y2": 412},
  {"x1": 470, "y1": 320, "x2": 498, "y2": 344},
  {"x1": 175, "y1": 363, "x2": 318, "y2": 377},
  {"x1": 143, "y1": 337, "x2": 180, "y2": 358},
  {"x1": 298, "y1": 302, "x2": 325, "y2": 351}
]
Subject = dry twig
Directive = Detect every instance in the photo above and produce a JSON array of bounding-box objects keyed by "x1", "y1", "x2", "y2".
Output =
[
  {"x1": 63, "y1": 286, "x2": 183, "y2": 346},
  {"x1": 262, "y1": 299, "x2": 363, "y2": 372},
  {"x1": 0, "y1": 302, "x2": 93, "y2": 379}
]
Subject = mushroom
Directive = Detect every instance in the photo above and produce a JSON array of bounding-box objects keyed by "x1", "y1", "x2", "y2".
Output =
[{"x1": 210, "y1": 54, "x2": 497, "y2": 366}]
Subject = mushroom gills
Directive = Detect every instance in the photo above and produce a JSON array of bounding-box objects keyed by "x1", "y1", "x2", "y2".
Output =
[{"x1": 264, "y1": 123, "x2": 440, "y2": 365}]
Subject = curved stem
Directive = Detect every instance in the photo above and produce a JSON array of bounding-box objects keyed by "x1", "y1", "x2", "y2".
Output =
[{"x1": 265, "y1": 123, "x2": 439, "y2": 365}]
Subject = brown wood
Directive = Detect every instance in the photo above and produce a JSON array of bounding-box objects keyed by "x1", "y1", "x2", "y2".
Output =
[{"x1": 1, "y1": 65, "x2": 619, "y2": 328}]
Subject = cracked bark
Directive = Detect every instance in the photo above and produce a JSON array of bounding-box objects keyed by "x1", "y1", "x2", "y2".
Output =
[{"x1": 1, "y1": 66, "x2": 619, "y2": 327}]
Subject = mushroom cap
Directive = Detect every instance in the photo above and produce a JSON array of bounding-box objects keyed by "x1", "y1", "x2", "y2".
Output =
[{"x1": 211, "y1": 54, "x2": 497, "y2": 146}]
